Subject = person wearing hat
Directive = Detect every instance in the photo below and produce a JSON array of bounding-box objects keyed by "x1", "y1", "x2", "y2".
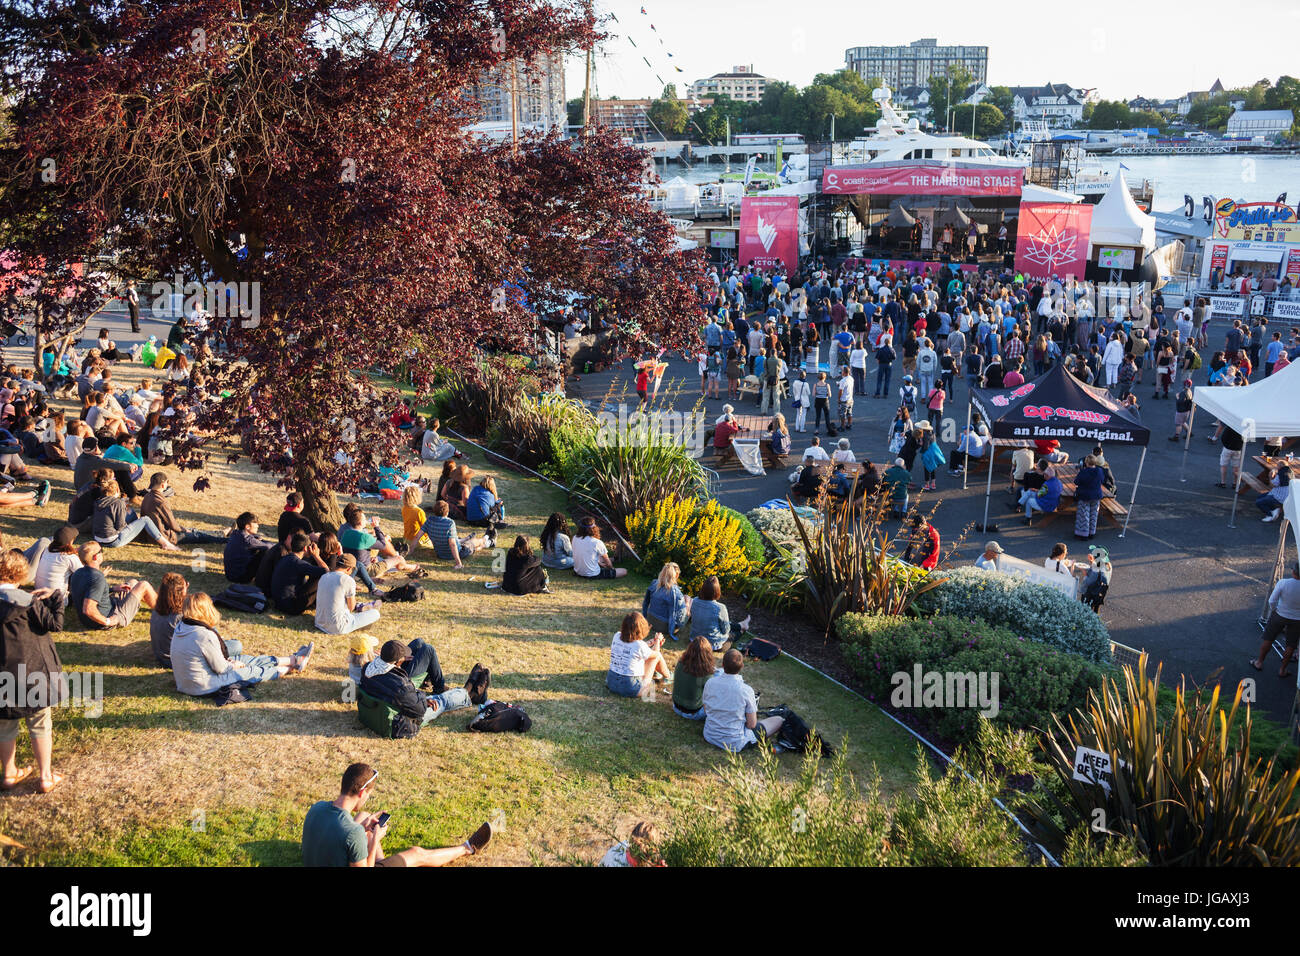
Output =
[
  {"x1": 359, "y1": 639, "x2": 490, "y2": 738},
  {"x1": 315, "y1": 553, "x2": 381, "y2": 636},
  {"x1": 346, "y1": 632, "x2": 379, "y2": 686},
  {"x1": 1171, "y1": 379, "x2": 1195, "y2": 442},
  {"x1": 898, "y1": 374, "x2": 918, "y2": 418},
  {"x1": 32, "y1": 526, "x2": 81, "y2": 594},
  {"x1": 974, "y1": 541, "x2": 1004, "y2": 571},
  {"x1": 302, "y1": 762, "x2": 493, "y2": 867}
]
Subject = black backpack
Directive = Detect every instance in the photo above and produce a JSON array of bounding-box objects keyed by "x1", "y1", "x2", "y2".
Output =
[
  {"x1": 759, "y1": 705, "x2": 834, "y2": 758},
  {"x1": 212, "y1": 583, "x2": 268, "y2": 614},
  {"x1": 469, "y1": 701, "x2": 532, "y2": 733},
  {"x1": 384, "y1": 582, "x2": 424, "y2": 603}
]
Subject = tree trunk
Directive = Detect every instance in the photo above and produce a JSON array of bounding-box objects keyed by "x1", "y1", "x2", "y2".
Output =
[{"x1": 295, "y1": 446, "x2": 343, "y2": 534}]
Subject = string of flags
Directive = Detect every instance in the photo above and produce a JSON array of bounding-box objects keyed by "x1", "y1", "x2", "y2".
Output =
[{"x1": 606, "y1": 4, "x2": 685, "y2": 90}]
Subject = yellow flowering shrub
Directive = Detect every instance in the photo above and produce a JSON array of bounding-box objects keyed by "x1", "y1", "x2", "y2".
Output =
[{"x1": 627, "y1": 494, "x2": 753, "y2": 592}]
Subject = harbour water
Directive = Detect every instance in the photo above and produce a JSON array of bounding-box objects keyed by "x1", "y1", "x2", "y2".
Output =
[{"x1": 676, "y1": 152, "x2": 1296, "y2": 211}]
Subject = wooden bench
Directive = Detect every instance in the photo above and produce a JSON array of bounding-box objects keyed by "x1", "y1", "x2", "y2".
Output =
[{"x1": 1100, "y1": 497, "x2": 1128, "y2": 526}]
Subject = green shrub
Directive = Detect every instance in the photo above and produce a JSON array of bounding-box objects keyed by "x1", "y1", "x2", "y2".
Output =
[
  {"x1": 720, "y1": 506, "x2": 765, "y2": 568},
  {"x1": 839, "y1": 613, "x2": 1108, "y2": 746},
  {"x1": 659, "y1": 724, "x2": 1034, "y2": 866},
  {"x1": 625, "y1": 495, "x2": 753, "y2": 591},
  {"x1": 569, "y1": 425, "x2": 708, "y2": 528},
  {"x1": 1026, "y1": 657, "x2": 1300, "y2": 866},
  {"x1": 914, "y1": 566, "x2": 1111, "y2": 665}
]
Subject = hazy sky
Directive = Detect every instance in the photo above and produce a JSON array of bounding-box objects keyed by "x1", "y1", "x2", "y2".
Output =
[{"x1": 565, "y1": 0, "x2": 1300, "y2": 103}]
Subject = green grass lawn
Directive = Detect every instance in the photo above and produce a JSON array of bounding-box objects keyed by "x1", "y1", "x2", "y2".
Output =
[{"x1": 0, "y1": 371, "x2": 921, "y2": 865}]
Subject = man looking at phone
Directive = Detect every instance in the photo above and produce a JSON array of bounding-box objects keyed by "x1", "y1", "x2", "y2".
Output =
[
  {"x1": 302, "y1": 762, "x2": 493, "y2": 867},
  {"x1": 269, "y1": 531, "x2": 328, "y2": 615}
]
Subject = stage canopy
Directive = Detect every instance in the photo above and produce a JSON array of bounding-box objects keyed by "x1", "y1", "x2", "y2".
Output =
[
  {"x1": 1089, "y1": 172, "x2": 1155, "y2": 249},
  {"x1": 970, "y1": 364, "x2": 1150, "y2": 446}
]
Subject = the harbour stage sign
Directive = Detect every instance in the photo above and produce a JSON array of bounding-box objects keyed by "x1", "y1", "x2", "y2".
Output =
[
  {"x1": 739, "y1": 196, "x2": 799, "y2": 270},
  {"x1": 821, "y1": 163, "x2": 1023, "y2": 197}
]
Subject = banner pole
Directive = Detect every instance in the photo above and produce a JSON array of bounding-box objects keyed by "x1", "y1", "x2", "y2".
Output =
[
  {"x1": 1228, "y1": 439, "x2": 1248, "y2": 529},
  {"x1": 1178, "y1": 403, "x2": 1197, "y2": 482},
  {"x1": 962, "y1": 400, "x2": 972, "y2": 490},
  {"x1": 1260, "y1": 519, "x2": 1289, "y2": 627},
  {"x1": 1119, "y1": 445, "x2": 1147, "y2": 538},
  {"x1": 982, "y1": 437, "x2": 995, "y2": 530}
]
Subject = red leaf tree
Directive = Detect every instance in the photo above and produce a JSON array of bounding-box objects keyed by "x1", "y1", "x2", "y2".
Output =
[{"x1": 0, "y1": 0, "x2": 706, "y2": 528}]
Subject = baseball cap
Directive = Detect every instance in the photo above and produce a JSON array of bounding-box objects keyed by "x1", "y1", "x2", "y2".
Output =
[
  {"x1": 1088, "y1": 545, "x2": 1110, "y2": 563},
  {"x1": 1183, "y1": 378, "x2": 1193, "y2": 386},
  {"x1": 380, "y1": 639, "x2": 412, "y2": 663},
  {"x1": 349, "y1": 632, "x2": 379, "y2": 656},
  {"x1": 985, "y1": 541, "x2": 1004, "y2": 554},
  {"x1": 53, "y1": 526, "x2": 78, "y2": 550},
  {"x1": 895, "y1": 458, "x2": 905, "y2": 467}
]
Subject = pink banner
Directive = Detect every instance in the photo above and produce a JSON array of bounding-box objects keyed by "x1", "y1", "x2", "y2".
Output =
[
  {"x1": 1013, "y1": 202, "x2": 1093, "y2": 279},
  {"x1": 821, "y1": 163, "x2": 1023, "y2": 197},
  {"x1": 739, "y1": 196, "x2": 799, "y2": 271}
]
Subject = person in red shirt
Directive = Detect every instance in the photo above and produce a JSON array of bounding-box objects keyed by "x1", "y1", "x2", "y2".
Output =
[
  {"x1": 904, "y1": 514, "x2": 941, "y2": 570},
  {"x1": 713, "y1": 413, "x2": 743, "y2": 465},
  {"x1": 635, "y1": 365, "x2": 650, "y2": 409},
  {"x1": 1034, "y1": 438, "x2": 1069, "y2": 464}
]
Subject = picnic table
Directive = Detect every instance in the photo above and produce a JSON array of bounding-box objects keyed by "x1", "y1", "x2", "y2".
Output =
[
  {"x1": 1238, "y1": 453, "x2": 1298, "y2": 496},
  {"x1": 1032, "y1": 462, "x2": 1126, "y2": 529}
]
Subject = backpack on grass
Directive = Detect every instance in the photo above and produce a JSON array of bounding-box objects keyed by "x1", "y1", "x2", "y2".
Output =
[
  {"x1": 212, "y1": 583, "x2": 268, "y2": 614},
  {"x1": 384, "y1": 582, "x2": 424, "y2": 603},
  {"x1": 469, "y1": 701, "x2": 532, "y2": 733},
  {"x1": 758, "y1": 705, "x2": 835, "y2": 758}
]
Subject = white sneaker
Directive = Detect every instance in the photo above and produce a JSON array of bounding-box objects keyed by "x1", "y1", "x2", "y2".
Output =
[{"x1": 1263, "y1": 510, "x2": 1281, "y2": 523}]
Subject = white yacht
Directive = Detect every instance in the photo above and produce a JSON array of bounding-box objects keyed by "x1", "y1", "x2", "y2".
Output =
[{"x1": 842, "y1": 87, "x2": 1023, "y2": 170}]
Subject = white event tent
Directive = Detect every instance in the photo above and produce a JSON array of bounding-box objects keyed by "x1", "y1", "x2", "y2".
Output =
[{"x1": 1088, "y1": 172, "x2": 1155, "y2": 250}]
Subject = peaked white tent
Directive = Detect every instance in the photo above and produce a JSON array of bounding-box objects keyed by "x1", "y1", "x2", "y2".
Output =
[
  {"x1": 661, "y1": 176, "x2": 700, "y2": 207},
  {"x1": 1180, "y1": 359, "x2": 1300, "y2": 526},
  {"x1": 1088, "y1": 172, "x2": 1155, "y2": 250}
]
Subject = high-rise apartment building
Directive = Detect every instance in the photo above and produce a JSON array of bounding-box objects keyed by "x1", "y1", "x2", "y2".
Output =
[
  {"x1": 844, "y1": 39, "x2": 987, "y2": 90},
  {"x1": 469, "y1": 52, "x2": 567, "y2": 133}
]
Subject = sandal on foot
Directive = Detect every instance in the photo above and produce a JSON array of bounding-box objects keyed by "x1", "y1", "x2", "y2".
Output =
[
  {"x1": 38, "y1": 771, "x2": 64, "y2": 794},
  {"x1": 1248, "y1": 658, "x2": 1263, "y2": 671},
  {"x1": 1, "y1": 766, "x2": 35, "y2": 790}
]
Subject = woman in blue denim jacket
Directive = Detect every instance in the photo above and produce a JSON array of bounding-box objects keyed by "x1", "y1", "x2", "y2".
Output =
[
  {"x1": 687, "y1": 575, "x2": 731, "y2": 651},
  {"x1": 642, "y1": 562, "x2": 690, "y2": 640}
]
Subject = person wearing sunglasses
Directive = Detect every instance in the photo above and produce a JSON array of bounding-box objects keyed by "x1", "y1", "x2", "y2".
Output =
[{"x1": 301, "y1": 762, "x2": 493, "y2": 867}]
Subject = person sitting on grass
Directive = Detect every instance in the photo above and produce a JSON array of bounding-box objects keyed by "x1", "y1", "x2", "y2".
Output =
[
  {"x1": 140, "y1": 473, "x2": 228, "y2": 545},
  {"x1": 672, "y1": 635, "x2": 720, "y2": 721},
  {"x1": 150, "y1": 571, "x2": 188, "y2": 668},
  {"x1": 642, "y1": 561, "x2": 691, "y2": 641},
  {"x1": 68, "y1": 542, "x2": 157, "y2": 629},
  {"x1": 276, "y1": 491, "x2": 316, "y2": 543},
  {"x1": 438, "y1": 464, "x2": 474, "y2": 521},
  {"x1": 102, "y1": 434, "x2": 145, "y2": 483},
  {"x1": 359, "y1": 639, "x2": 490, "y2": 738},
  {"x1": 466, "y1": 475, "x2": 510, "y2": 529},
  {"x1": 539, "y1": 512, "x2": 574, "y2": 570},
  {"x1": 92, "y1": 478, "x2": 179, "y2": 551},
  {"x1": 400, "y1": 485, "x2": 430, "y2": 555},
  {"x1": 0, "y1": 548, "x2": 67, "y2": 794},
  {"x1": 341, "y1": 503, "x2": 420, "y2": 581},
  {"x1": 301, "y1": 762, "x2": 492, "y2": 867},
  {"x1": 607, "y1": 612, "x2": 672, "y2": 699},
  {"x1": 598, "y1": 821, "x2": 664, "y2": 867},
  {"x1": 502, "y1": 536, "x2": 549, "y2": 595},
  {"x1": 270, "y1": 532, "x2": 329, "y2": 615},
  {"x1": 33, "y1": 526, "x2": 81, "y2": 595},
  {"x1": 421, "y1": 499, "x2": 494, "y2": 570},
  {"x1": 418, "y1": 417, "x2": 463, "y2": 463},
  {"x1": 223, "y1": 511, "x2": 276, "y2": 583},
  {"x1": 702, "y1": 648, "x2": 785, "y2": 753},
  {"x1": 689, "y1": 575, "x2": 748, "y2": 652},
  {"x1": 572, "y1": 516, "x2": 626, "y2": 580},
  {"x1": 347, "y1": 632, "x2": 379, "y2": 686},
  {"x1": 171, "y1": 592, "x2": 312, "y2": 697},
  {"x1": 0, "y1": 478, "x2": 51, "y2": 511},
  {"x1": 315, "y1": 554, "x2": 382, "y2": 635}
]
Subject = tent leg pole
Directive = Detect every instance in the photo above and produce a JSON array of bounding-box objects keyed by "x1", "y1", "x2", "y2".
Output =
[
  {"x1": 1119, "y1": 445, "x2": 1146, "y2": 538},
  {"x1": 962, "y1": 400, "x2": 971, "y2": 490},
  {"x1": 1261, "y1": 519, "x2": 1289, "y2": 627},
  {"x1": 982, "y1": 440, "x2": 995, "y2": 530},
  {"x1": 1178, "y1": 404, "x2": 1196, "y2": 483},
  {"x1": 1228, "y1": 440, "x2": 1247, "y2": 529}
]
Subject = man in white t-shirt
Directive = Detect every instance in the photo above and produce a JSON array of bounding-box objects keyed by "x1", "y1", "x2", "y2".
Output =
[
  {"x1": 702, "y1": 650, "x2": 784, "y2": 753},
  {"x1": 315, "y1": 555, "x2": 381, "y2": 635},
  {"x1": 801, "y1": 436, "x2": 831, "y2": 462},
  {"x1": 572, "y1": 517, "x2": 627, "y2": 579}
]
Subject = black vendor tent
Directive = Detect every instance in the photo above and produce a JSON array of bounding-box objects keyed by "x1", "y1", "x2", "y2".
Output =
[
  {"x1": 966, "y1": 364, "x2": 1150, "y2": 536},
  {"x1": 970, "y1": 363, "x2": 1150, "y2": 446}
]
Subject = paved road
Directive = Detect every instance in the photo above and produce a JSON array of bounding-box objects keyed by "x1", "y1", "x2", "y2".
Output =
[
  {"x1": 575, "y1": 344, "x2": 1300, "y2": 724},
  {"x1": 54, "y1": 303, "x2": 1299, "y2": 722}
]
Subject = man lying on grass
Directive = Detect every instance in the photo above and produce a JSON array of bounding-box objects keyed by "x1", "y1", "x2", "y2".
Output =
[
  {"x1": 302, "y1": 762, "x2": 492, "y2": 867},
  {"x1": 359, "y1": 639, "x2": 492, "y2": 738}
]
